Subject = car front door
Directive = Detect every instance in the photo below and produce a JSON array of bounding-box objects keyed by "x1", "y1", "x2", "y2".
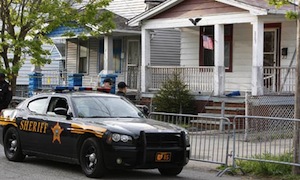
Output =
[{"x1": 41, "y1": 96, "x2": 78, "y2": 158}]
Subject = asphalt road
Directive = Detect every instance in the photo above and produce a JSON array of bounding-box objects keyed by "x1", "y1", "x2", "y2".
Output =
[{"x1": 0, "y1": 146, "x2": 249, "y2": 180}]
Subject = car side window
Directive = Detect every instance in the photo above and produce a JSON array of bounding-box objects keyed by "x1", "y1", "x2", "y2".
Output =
[
  {"x1": 27, "y1": 98, "x2": 48, "y2": 114},
  {"x1": 47, "y1": 97, "x2": 68, "y2": 116}
]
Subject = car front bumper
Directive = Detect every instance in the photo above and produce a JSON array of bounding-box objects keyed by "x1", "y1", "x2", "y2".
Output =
[{"x1": 103, "y1": 131, "x2": 190, "y2": 169}]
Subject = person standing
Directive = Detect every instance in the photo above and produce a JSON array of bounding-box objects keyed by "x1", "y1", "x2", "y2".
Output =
[
  {"x1": 116, "y1": 82, "x2": 128, "y2": 97},
  {"x1": 0, "y1": 73, "x2": 12, "y2": 111},
  {"x1": 103, "y1": 78, "x2": 113, "y2": 89}
]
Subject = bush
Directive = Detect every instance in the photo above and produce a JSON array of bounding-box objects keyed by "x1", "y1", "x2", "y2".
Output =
[{"x1": 152, "y1": 72, "x2": 195, "y2": 114}]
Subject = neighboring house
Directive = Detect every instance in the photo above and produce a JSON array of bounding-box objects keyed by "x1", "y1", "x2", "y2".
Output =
[
  {"x1": 47, "y1": 0, "x2": 181, "y2": 96},
  {"x1": 16, "y1": 41, "x2": 65, "y2": 97},
  {"x1": 128, "y1": 0, "x2": 298, "y2": 99}
]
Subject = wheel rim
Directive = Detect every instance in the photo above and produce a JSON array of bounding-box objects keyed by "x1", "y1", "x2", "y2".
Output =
[
  {"x1": 84, "y1": 145, "x2": 98, "y2": 172},
  {"x1": 6, "y1": 132, "x2": 18, "y2": 156}
]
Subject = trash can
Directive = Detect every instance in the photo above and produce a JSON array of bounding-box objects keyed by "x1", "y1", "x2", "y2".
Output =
[
  {"x1": 100, "y1": 74, "x2": 118, "y2": 94},
  {"x1": 68, "y1": 74, "x2": 83, "y2": 87}
]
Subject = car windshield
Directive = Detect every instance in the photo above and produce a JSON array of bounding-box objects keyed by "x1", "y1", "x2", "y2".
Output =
[{"x1": 72, "y1": 96, "x2": 144, "y2": 118}]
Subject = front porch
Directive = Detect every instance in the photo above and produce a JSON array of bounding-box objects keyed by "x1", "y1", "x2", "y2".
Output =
[{"x1": 145, "y1": 66, "x2": 296, "y2": 95}]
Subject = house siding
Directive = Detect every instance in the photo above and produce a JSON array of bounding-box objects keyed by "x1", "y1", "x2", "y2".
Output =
[
  {"x1": 106, "y1": 0, "x2": 146, "y2": 19},
  {"x1": 180, "y1": 27, "x2": 199, "y2": 66},
  {"x1": 66, "y1": 39, "x2": 77, "y2": 74},
  {"x1": 226, "y1": 23, "x2": 252, "y2": 92},
  {"x1": 150, "y1": 29, "x2": 181, "y2": 66},
  {"x1": 82, "y1": 38, "x2": 100, "y2": 87},
  {"x1": 281, "y1": 21, "x2": 297, "y2": 67},
  {"x1": 16, "y1": 44, "x2": 63, "y2": 85},
  {"x1": 152, "y1": 0, "x2": 246, "y2": 19}
]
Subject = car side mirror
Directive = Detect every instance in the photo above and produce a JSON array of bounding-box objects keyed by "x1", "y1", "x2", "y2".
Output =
[
  {"x1": 136, "y1": 105, "x2": 149, "y2": 116},
  {"x1": 54, "y1": 107, "x2": 68, "y2": 116}
]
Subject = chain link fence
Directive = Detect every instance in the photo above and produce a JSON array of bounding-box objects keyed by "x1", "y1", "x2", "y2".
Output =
[{"x1": 246, "y1": 94, "x2": 294, "y2": 118}]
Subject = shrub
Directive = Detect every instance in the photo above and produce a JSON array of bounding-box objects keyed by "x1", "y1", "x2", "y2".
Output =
[{"x1": 153, "y1": 72, "x2": 195, "y2": 114}]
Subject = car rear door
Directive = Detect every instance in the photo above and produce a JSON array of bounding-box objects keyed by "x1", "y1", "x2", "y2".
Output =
[{"x1": 18, "y1": 96, "x2": 50, "y2": 152}]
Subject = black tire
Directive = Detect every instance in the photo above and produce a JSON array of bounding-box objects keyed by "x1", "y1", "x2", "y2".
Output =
[
  {"x1": 79, "y1": 137, "x2": 106, "y2": 178},
  {"x1": 3, "y1": 127, "x2": 25, "y2": 162},
  {"x1": 158, "y1": 166, "x2": 183, "y2": 176}
]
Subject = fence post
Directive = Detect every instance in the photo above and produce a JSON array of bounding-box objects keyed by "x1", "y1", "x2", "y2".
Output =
[{"x1": 219, "y1": 101, "x2": 225, "y2": 132}]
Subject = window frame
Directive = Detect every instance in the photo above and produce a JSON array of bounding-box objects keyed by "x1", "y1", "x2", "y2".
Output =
[
  {"x1": 199, "y1": 24, "x2": 233, "y2": 72},
  {"x1": 78, "y1": 39, "x2": 89, "y2": 74}
]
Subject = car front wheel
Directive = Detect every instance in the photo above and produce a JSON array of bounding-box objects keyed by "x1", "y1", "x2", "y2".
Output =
[
  {"x1": 79, "y1": 137, "x2": 106, "y2": 178},
  {"x1": 3, "y1": 127, "x2": 25, "y2": 161},
  {"x1": 158, "y1": 166, "x2": 183, "y2": 176}
]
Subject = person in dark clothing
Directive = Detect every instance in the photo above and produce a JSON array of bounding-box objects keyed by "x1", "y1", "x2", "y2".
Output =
[
  {"x1": 0, "y1": 73, "x2": 12, "y2": 111},
  {"x1": 116, "y1": 82, "x2": 128, "y2": 97},
  {"x1": 103, "y1": 78, "x2": 113, "y2": 89}
]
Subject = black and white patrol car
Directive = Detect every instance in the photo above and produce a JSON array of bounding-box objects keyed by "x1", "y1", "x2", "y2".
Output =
[{"x1": 0, "y1": 90, "x2": 190, "y2": 178}]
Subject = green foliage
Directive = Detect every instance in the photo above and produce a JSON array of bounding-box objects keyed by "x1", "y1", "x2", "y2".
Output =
[
  {"x1": 0, "y1": 0, "x2": 115, "y2": 92},
  {"x1": 237, "y1": 152, "x2": 293, "y2": 176},
  {"x1": 268, "y1": 0, "x2": 290, "y2": 8},
  {"x1": 268, "y1": 0, "x2": 298, "y2": 19},
  {"x1": 153, "y1": 72, "x2": 195, "y2": 114}
]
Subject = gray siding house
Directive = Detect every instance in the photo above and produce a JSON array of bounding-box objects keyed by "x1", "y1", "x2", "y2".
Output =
[
  {"x1": 15, "y1": 42, "x2": 65, "y2": 97},
  {"x1": 48, "y1": 0, "x2": 181, "y2": 96}
]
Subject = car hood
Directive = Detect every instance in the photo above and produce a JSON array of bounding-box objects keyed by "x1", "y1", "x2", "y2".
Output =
[{"x1": 77, "y1": 118, "x2": 186, "y2": 136}]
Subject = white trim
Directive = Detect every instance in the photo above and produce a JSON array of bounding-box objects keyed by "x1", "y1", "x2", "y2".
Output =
[
  {"x1": 214, "y1": 24, "x2": 225, "y2": 96},
  {"x1": 142, "y1": 13, "x2": 257, "y2": 29},
  {"x1": 216, "y1": 0, "x2": 268, "y2": 15},
  {"x1": 128, "y1": 0, "x2": 184, "y2": 26},
  {"x1": 251, "y1": 18, "x2": 264, "y2": 96},
  {"x1": 113, "y1": 30, "x2": 141, "y2": 34},
  {"x1": 141, "y1": 28, "x2": 151, "y2": 92}
]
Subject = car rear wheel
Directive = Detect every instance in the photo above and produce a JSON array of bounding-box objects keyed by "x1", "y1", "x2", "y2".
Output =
[
  {"x1": 3, "y1": 127, "x2": 25, "y2": 161},
  {"x1": 79, "y1": 137, "x2": 106, "y2": 178},
  {"x1": 158, "y1": 166, "x2": 183, "y2": 176}
]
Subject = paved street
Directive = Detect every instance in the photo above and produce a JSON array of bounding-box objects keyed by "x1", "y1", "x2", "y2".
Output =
[{"x1": 0, "y1": 146, "x2": 252, "y2": 180}]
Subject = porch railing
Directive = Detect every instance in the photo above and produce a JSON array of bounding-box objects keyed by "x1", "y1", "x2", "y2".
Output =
[
  {"x1": 147, "y1": 66, "x2": 214, "y2": 93},
  {"x1": 263, "y1": 66, "x2": 296, "y2": 94}
]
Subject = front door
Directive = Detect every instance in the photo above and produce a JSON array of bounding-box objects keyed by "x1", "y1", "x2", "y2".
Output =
[
  {"x1": 263, "y1": 25, "x2": 280, "y2": 93},
  {"x1": 126, "y1": 40, "x2": 140, "y2": 89}
]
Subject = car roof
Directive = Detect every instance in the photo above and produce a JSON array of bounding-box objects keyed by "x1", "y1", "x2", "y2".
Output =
[{"x1": 32, "y1": 91, "x2": 120, "y2": 98}]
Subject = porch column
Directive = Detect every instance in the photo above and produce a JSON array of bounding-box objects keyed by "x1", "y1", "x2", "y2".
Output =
[
  {"x1": 141, "y1": 27, "x2": 151, "y2": 92},
  {"x1": 103, "y1": 35, "x2": 114, "y2": 73},
  {"x1": 251, "y1": 18, "x2": 264, "y2": 95},
  {"x1": 214, "y1": 24, "x2": 225, "y2": 96}
]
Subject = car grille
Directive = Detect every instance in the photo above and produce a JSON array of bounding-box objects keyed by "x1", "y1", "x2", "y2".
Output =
[{"x1": 143, "y1": 132, "x2": 184, "y2": 148}]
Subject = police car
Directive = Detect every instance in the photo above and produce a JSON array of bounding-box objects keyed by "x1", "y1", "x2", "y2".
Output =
[{"x1": 0, "y1": 87, "x2": 190, "y2": 178}]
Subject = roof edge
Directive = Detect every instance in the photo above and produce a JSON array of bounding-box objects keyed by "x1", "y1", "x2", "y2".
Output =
[
  {"x1": 128, "y1": 0, "x2": 184, "y2": 27},
  {"x1": 216, "y1": 0, "x2": 268, "y2": 15}
]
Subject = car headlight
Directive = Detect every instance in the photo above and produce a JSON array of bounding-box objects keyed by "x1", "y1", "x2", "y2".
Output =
[
  {"x1": 107, "y1": 133, "x2": 133, "y2": 144},
  {"x1": 185, "y1": 131, "x2": 190, "y2": 146}
]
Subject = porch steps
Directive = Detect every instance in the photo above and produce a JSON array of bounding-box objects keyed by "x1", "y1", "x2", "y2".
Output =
[
  {"x1": 200, "y1": 96, "x2": 246, "y2": 117},
  {"x1": 194, "y1": 96, "x2": 246, "y2": 130}
]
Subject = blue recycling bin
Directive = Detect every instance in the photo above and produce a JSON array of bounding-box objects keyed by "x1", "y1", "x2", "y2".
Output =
[
  {"x1": 100, "y1": 74, "x2": 118, "y2": 94},
  {"x1": 28, "y1": 72, "x2": 43, "y2": 97},
  {"x1": 68, "y1": 74, "x2": 83, "y2": 87}
]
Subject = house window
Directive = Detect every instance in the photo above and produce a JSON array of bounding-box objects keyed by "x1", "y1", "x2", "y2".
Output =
[
  {"x1": 113, "y1": 39, "x2": 122, "y2": 73},
  {"x1": 79, "y1": 40, "x2": 88, "y2": 74},
  {"x1": 200, "y1": 25, "x2": 233, "y2": 72},
  {"x1": 98, "y1": 39, "x2": 104, "y2": 73}
]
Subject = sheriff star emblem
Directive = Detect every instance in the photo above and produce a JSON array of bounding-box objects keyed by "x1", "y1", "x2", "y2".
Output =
[{"x1": 51, "y1": 122, "x2": 64, "y2": 144}]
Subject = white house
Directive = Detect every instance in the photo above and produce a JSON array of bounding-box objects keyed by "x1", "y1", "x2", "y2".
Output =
[{"x1": 128, "y1": 0, "x2": 297, "y2": 98}]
